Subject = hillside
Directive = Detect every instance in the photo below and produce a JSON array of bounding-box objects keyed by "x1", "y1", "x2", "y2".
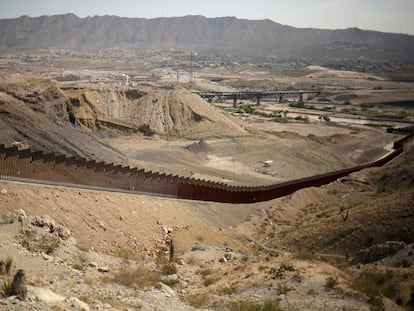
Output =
[
  {"x1": 1, "y1": 14, "x2": 414, "y2": 61},
  {"x1": 0, "y1": 79, "x2": 246, "y2": 161},
  {"x1": 62, "y1": 84, "x2": 247, "y2": 139},
  {"x1": 0, "y1": 138, "x2": 412, "y2": 310}
]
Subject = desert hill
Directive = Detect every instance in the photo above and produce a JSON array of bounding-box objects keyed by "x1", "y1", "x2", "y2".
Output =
[
  {"x1": 263, "y1": 146, "x2": 414, "y2": 256},
  {"x1": 1, "y1": 14, "x2": 413, "y2": 61},
  {"x1": 0, "y1": 81, "x2": 127, "y2": 162},
  {"x1": 62, "y1": 84, "x2": 247, "y2": 139},
  {"x1": 0, "y1": 79, "x2": 246, "y2": 161},
  {"x1": 0, "y1": 137, "x2": 412, "y2": 310}
]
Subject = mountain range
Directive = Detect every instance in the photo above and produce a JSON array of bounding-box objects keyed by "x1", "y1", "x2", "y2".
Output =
[{"x1": 0, "y1": 13, "x2": 413, "y2": 62}]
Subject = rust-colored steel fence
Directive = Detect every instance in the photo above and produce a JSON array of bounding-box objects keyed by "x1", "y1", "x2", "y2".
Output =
[{"x1": 1, "y1": 132, "x2": 412, "y2": 203}]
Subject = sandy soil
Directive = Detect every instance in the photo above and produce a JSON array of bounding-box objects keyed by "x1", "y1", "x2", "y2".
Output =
[
  {"x1": 1, "y1": 139, "x2": 412, "y2": 310},
  {"x1": 0, "y1": 181, "x2": 260, "y2": 255},
  {"x1": 104, "y1": 115, "x2": 397, "y2": 186},
  {"x1": 1, "y1": 60, "x2": 413, "y2": 310}
]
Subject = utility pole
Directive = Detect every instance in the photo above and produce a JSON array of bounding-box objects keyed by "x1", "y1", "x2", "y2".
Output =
[
  {"x1": 176, "y1": 69, "x2": 179, "y2": 87},
  {"x1": 190, "y1": 52, "x2": 193, "y2": 82},
  {"x1": 190, "y1": 51, "x2": 197, "y2": 83}
]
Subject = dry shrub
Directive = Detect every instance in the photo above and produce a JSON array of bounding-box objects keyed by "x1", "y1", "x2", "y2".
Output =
[
  {"x1": 225, "y1": 298, "x2": 283, "y2": 311},
  {"x1": 18, "y1": 229, "x2": 60, "y2": 254},
  {"x1": 161, "y1": 263, "x2": 177, "y2": 275},
  {"x1": 187, "y1": 293, "x2": 208, "y2": 308},
  {"x1": 325, "y1": 276, "x2": 339, "y2": 289},
  {"x1": 219, "y1": 285, "x2": 237, "y2": 295},
  {"x1": 0, "y1": 278, "x2": 13, "y2": 297},
  {"x1": 203, "y1": 277, "x2": 217, "y2": 287},
  {"x1": 352, "y1": 268, "x2": 398, "y2": 309},
  {"x1": 199, "y1": 268, "x2": 213, "y2": 277},
  {"x1": 113, "y1": 247, "x2": 138, "y2": 260},
  {"x1": 0, "y1": 257, "x2": 13, "y2": 275},
  {"x1": 276, "y1": 283, "x2": 291, "y2": 295},
  {"x1": 72, "y1": 252, "x2": 88, "y2": 271},
  {"x1": 109, "y1": 264, "x2": 159, "y2": 288}
]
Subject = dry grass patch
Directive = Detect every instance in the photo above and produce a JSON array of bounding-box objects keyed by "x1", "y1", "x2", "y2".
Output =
[
  {"x1": 352, "y1": 267, "x2": 400, "y2": 309},
  {"x1": 187, "y1": 293, "x2": 208, "y2": 308},
  {"x1": 203, "y1": 277, "x2": 217, "y2": 287},
  {"x1": 108, "y1": 264, "x2": 159, "y2": 288},
  {"x1": 218, "y1": 285, "x2": 237, "y2": 295},
  {"x1": 224, "y1": 298, "x2": 283, "y2": 311},
  {"x1": 113, "y1": 247, "x2": 138, "y2": 261},
  {"x1": 0, "y1": 277, "x2": 13, "y2": 297},
  {"x1": 72, "y1": 252, "x2": 89, "y2": 271}
]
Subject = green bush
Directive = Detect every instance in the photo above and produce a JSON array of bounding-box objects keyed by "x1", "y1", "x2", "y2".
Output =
[
  {"x1": 296, "y1": 101, "x2": 305, "y2": 108},
  {"x1": 243, "y1": 104, "x2": 255, "y2": 114},
  {"x1": 299, "y1": 116, "x2": 309, "y2": 122}
]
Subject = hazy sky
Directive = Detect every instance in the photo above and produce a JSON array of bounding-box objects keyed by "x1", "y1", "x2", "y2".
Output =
[{"x1": 0, "y1": 0, "x2": 413, "y2": 34}]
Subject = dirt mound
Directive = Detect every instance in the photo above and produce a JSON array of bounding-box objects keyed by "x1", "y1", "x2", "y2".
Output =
[
  {"x1": 65, "y1": 85, "x2": 247, "y2": 139},
  {"x1": 185, "y1": 139, "x2": 212, "y2": 153}
]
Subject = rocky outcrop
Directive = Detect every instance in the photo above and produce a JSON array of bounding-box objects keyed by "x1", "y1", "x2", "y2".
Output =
[
  {"x1": 3, "y1": 210, "x2": 72, "y2": 255},
  {"x1": 354, "y1": 241, "x2": 406, "y2": 264}
]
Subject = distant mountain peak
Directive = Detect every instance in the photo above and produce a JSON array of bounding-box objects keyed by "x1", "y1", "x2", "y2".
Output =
[{"x1": 0, "y1": 14, "x2": 412, "y2": 62}]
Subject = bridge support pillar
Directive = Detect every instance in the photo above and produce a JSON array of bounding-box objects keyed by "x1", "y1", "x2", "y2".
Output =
[
  {"x1": 233, "y1": 95, "x2": 238, "y2": 108},
  {"x1": 256, "y1": 97, "x2": 261, "y2": 106},
  {"x1": 279, "y1": 95, "x2": 283, "y2": 103},
  {"x1": 299, "y1": 93, "x2": 303, "y2": 102}
]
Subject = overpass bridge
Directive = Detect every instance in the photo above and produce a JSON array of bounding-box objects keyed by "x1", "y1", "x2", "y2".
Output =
[{"x1": 194, "y1": 90, "x2": 321, "y2": 106}]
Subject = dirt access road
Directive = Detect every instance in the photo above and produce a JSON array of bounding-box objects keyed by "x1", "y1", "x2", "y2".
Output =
[{"x1": 105, "y1": 117, "x2": 398, "y2": 186}]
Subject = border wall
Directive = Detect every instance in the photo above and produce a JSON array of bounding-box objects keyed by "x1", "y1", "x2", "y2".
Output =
[{"x1": 1, "y1": 131, "x2": 412, "y2": 203}]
